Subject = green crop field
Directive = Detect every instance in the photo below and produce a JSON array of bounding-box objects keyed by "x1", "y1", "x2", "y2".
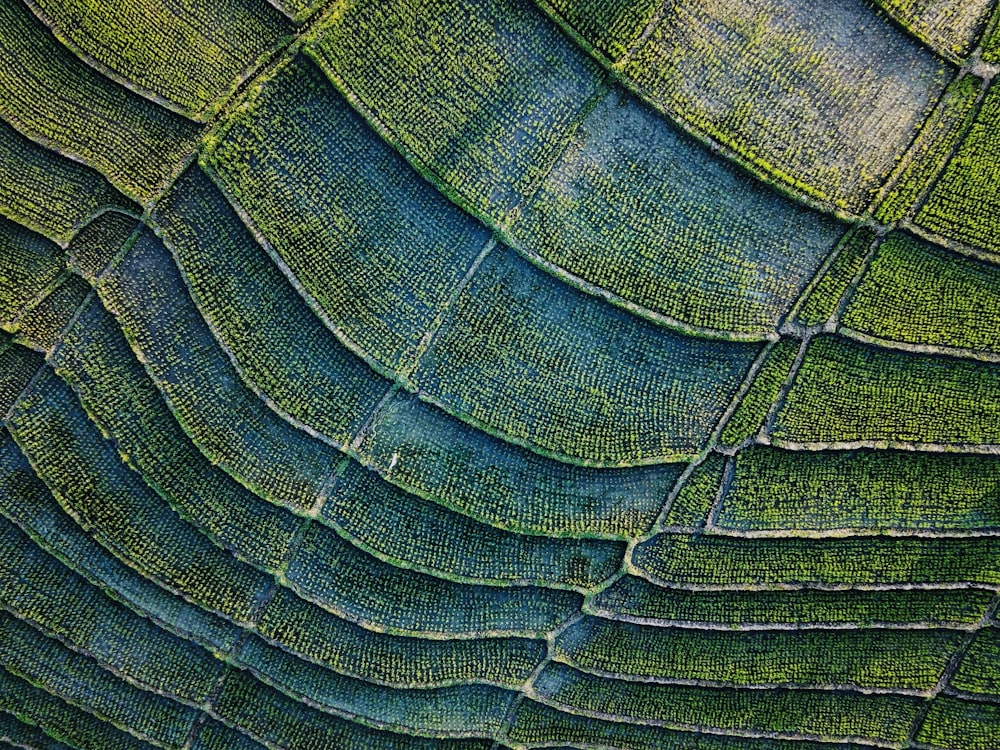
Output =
[{"x1": 2, "y1": 0, "x2": 1000, "y2": 746}]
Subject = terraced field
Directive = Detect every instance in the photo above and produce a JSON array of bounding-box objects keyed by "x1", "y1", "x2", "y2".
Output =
[{"x1": 1, "y1": 0, "x2": 999, "y2": 747}]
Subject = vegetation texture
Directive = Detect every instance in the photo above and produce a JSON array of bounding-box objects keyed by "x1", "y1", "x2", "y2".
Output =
[{"x1": 0, "y1": 0, "x2": 998, "y2": 746}]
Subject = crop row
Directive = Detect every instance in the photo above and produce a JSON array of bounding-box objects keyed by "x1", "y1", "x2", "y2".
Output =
[
  {"x1": 0, "y1": 455, "x2": 554, "y2": 735},
  {"x1": 0, "y1": 665, "x2": 154, "y2": 750},
  {"x1": 510, "y1": 90, "x2": 842, "y2": 335},
  {"x1": 718, "y1": 339, "x2": 800, "y2": 448},
  {"x1": 793, "y1": 228, "x2": 874, "y2": 328},
  {"x1": 236, "y1": 635, "x2": 516, "y2": 735},
  {"x1": 871, "y1": 0, "x2": 993, "y2": 59},
  {"x1": 31, "y1": 0, "x2": 291, "y2": 116},
  {"x1": 591, "y1": 575, "x2": 994, "y2": 627},
  {"x1": 915, "y1": 696, "x2": 1000, "y2": 749},
  {"x1": 0, "y1": 116, "x2": 132, "y2": 244},
  {"x1": 66, "y1": 210, "x2": 140, "y2": 285},
  {"x1": 411, "y1": 243, "x2": 761, "y2": 463},
  {"x1": 660, "y1": 453, "x2": 726, "y2": 527},
  {"x1": 99, "y1": 228, "x2": 337, "y2": 512},
  {"x1": 952, "y1": 625, "x2": 1000, "y2": 698},
  {"x1": 508, "y1": 697, "x2": 876, "y2": 749},
  {"x1": 772, "y1": 334, "x2": 1000, "y2": 446},
  {"x1": 621, "y1": 0, "x2": 949, "y2": 212},
  {"x1": 0, "y1": 433, "x2": 547, "y2": 689},
  {"x1": 0, "y1": 346, "x2": 45, "y2": 418},
  {"x1": 0, "y1": 612, "x2": 198, "y2": 746},
  {"x1": 717, "y1": 444, "x2": 1000, "y2": 532},
  {"x1": 9, "y1": 336, "x2": 591, "y2": 639},
  {"x1": 13, "y1": 274, "x2": 90, "y2": 353},
  {"x1": 7, "y1": 366, "x2": 271, "y2": 622},
  {"x1": 286, "y1": 521, "x2": 580, "y2": 635},
  {"x1": 202, "y1": 56, "x2": 493, "y2": 376},
  {"x1": 0, "y1": 0, "x2": 201, "y2": 203},
  {"x1": 0, "y1": 217, "x2": 64, "y2": 329},
  {"x1": 844, "y1": 231, "x2": 1000, "y2": 354},
  {"x1": 190, "y1": 719, "x2": 268, "y2": 750},
  {"x1": 324, "y1": 461, "x2": 624, "y2": 588},
  {"x1": 874, "y1": 73, "x2": 982, "y2": 223},
  {"x1": 534, "y1": 662, "x2": 923, "y2": 743},
  {"x1": 308, "y1": 0, "x2": 602, "y2": 224},
  {"x1": 0, "y1": 709, "x2": 74, "y2": 750},
  {"x1": 86, "y1": 212, "x2": 641, "y2": 567},
  {"x1": 0, "y1": 515, "x2": 222, "y2": 703},
  {"x1": 534, "y1": 0, "x2": 660, "y2": 63},
  {"x1": 0, "y1": 520, "x2": 528, "y2": 744},
  {"x1": 356, "y1": 390, "x2": 680, "y2": 536},
  {"x1": 111, "y1": 210, "x2": 683, "y2": 537},
  {"x1": 213, "y1": 670, "x2": 496, "y2": 750},
  {"x1": 917, "y1": 79, "x2": 1000, "y2": 255},
  {"x1": 256, "y1": 587, "x2": 544, "y2": 687},
  {"x1": 556, "y1": 616, "x2": 961, "y2": 690},
  {"x1": 53, "y1": 296, "x2": 302, "y2": 569},
  {"x1": 0, "y1": 427, "x2": 243, "y2": 653},
  {"x1": 632, "y1": 532, "x2": 1000, "y2": 587},
  {"x1": 153, "y1": 165, "x2": 391, "y2": 448}
]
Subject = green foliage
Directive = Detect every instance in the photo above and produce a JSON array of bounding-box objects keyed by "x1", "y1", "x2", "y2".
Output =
[
  {"x1": 843, "y1": 232, "x2": 1000, "y2": 352},
  {"x1": 52, "y1": 299, "x2": 302, "y2": 569},
  {"x1": 154, "y1": 165, "x2": 389, "y2": 447},
  {"x1": 257, "y1": 587, "x2": 545, "y2": 687},
  {"x1": 624, "y1": 0, "x2": 948, "y2": 211},
  {"x1": 99, "y1": 230, "x2": 340, "y2": 511},
  {"x1": 0, "y1": 118, "x2": 132, "y2": 244},
  {"x1": 0, "y1": 430, "x2": 242, "y2": 654},
  {"x1": 286, "y1": 522, "x2": 580, "y2": 635},
  {"x1": 592, "y1": 575, "x2": 994, "y2": 626},
  {"x1": 238, "y1": 635, "x2": 516, "y2": 734},
  {"x1": 357, "y1": 391, "x2": 683, "y2": 537},
  {"x1": 206, "y1": 56, "x2": 492, "y2": 374},
  {"x1": 773, "y1": 334, "x2": 1000, "y2": 445},
  {"x1": 952, "y1": 626, "x2": 1000, "y2": 698},
  {"x1": 662, "y1": 454, "x2": 726, "y2": 527},
  {"x1": 633, "y1": 532, "x2": 1000, "y2": 586},
  {"x1": 308, "y1": 0, "x2": 602, "y2": 222},
  {"x1": 33, "y1": 0, "x2": 291, "y2": 115},
  {"x1": 0, "y1": 217, "x2": 64, "y2": 328},
  {"x1": 536, "y1": 0, "x2": 660, "y2": 62},
  {"x1": 191, "y1": 720, "x2": 270, "y2": 750},
  {"x1": 509, "y1": 699, "x2": 875, "y2": 749},
  {"x1": 794, "y1": 228, "x2": 873, "y2": 327},
  {"x1": 719, "y1": 444, "x2": 1000, "y2": 531},
  {"x1": 67, "y1": 211, "x2": 139, "y2": 285},
  {"x1": 982, "y1": 11, "x2": 1000, "y2": 62},
  {"x1": 0, "y1": 711, "x2": 75, "y2": 750},
  {"x1": 0, "y1": 518, "x2": 222, "y2": 703},
  {"x1": 874, "y1": 74, "x2": 982, "y2": 223},
  {"x1": 7, "y1": 367, "x2": 270, "y2": 622},
  {"x1": 871, "y1": 0, "x2": 993, "y2": 58},
  {"x1": 13, "y1": 274, "x2": 90, "y2": 353},
  {"x1": 325, "y1": 462, "x2": 624, "y2": 587},
  {"x1": 557, "y1": 616, "x2": 961, "y2": 689},
  {"x1": 0, "y1": 666, "x2": 155, "y2": 750},
  {"x1": 0, "y1": 346, "x2": 45, "y2": 418},
  {"x1": 534, "y1": 662, "x2": 923, "y2": 742},
  {"x1": 513, "y1": 92, "x2": 841, "y2": 335},
  {"x1": 0, "y1": 612, "x2": 197, "y2": 747},
  {"x1": 416, "y1": 245, "x2": 761, "y2": 463},
  {"x1": 719, "y1": 339, "x2": 800, "y2": 447},
  {"x1": 214, "y1": 670, "x2": 496, "y2": 750},
  {"x1": 917, "y1": 80, "x2": 1000, "y2": 254},
  {"x1": 0, "y1": 1, "x2": 200, "y2": 202},
  {"x1": 915, "y1": 696, "x2": 1000, "y2": 750}
]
